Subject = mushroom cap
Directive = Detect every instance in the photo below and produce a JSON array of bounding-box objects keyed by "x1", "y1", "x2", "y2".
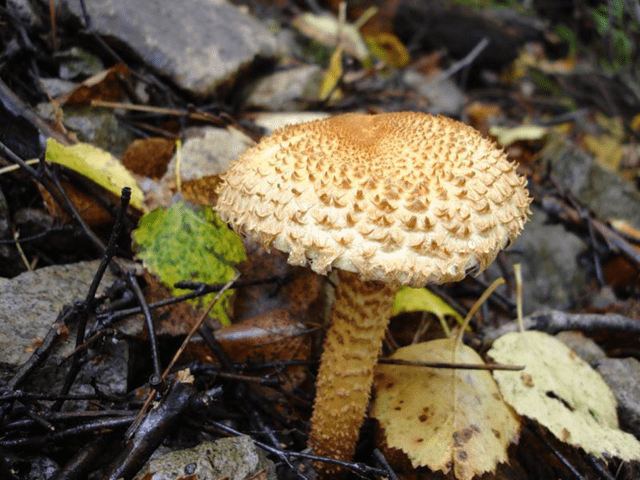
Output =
[{"x1": 216, "y1": 112, "x2": 531, "y2": 286}]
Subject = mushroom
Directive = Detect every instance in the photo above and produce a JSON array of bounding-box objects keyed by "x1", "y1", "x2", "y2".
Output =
[{"x1": 215, "y1": 112, "x2": 531, "y2": 474}]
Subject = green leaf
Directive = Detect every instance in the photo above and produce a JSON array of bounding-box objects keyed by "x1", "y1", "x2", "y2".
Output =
[
  {"x1": 393, "y1": 287, "x2": 463, "y2": 325},
  {"x1": 133, "y1": 202, "x2": 246, "y2": 326}
]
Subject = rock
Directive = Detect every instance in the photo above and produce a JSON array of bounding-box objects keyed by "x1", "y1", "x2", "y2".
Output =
[
  {"x1": 508, "y1": 205, "x2": 587, "y2": 313},
  {"x1": 251, "y1": 111, "x2": 331, "y2": 133},
  {"x1": 243, "y1": 64, "x2": 322, "y2": 111},
  {"x1": 555, "y1": 331, "x2": 607, "y2": 364},
  {"x1": 595, "y1": 357, "x2": 640, "y2": 439},
  {"x1": 545, "y1": 137, "x2": 640, "y2": 228},
  {"x1": 0, "y1": 260, "x2": 118, "y2": 366},
  {"x1": 134, "y1": 436, "x2": 277, "y2": 480},
  {"x1": 48, "y1": 0, "x2": 280, "y2": 96},
  {"x1": 168, "y1": 127, "x2": 254, "y2": 181},
  {"x1": 7, "y1": 0, "x2": 43, "y2": 27},
  {"x1": 36, "y1": 104, "x2": 134, "y2": 158},
  {"x1": 402, "y1": 69, "x2": 466, "y2": 115},
  {"x1": 0, "y1": 260, "x2": 128, "y2": 409}
]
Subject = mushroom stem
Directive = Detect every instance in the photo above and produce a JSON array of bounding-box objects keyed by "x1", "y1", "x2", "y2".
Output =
[{"x1": 309, "y1": 270, "x2": 398, "y2": 474}]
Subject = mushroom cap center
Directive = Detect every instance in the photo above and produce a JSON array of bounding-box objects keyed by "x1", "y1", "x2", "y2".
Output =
[{"x1": 217, "y1": 112, "x2": 531, "y2": 286}]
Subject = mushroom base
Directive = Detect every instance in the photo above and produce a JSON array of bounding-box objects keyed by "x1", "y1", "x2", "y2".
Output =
[{"x1": 308, "y1": 270, "x2": 398, "y2": 475}]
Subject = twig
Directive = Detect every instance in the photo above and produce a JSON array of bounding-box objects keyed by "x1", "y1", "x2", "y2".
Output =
[
  {"x1": 378, "y1": 358, "x2": 524, "y2": 371},
  {"x1": 484, "y1": 309, "x2": 640, "y2": 343},
  {"x1": 101, "y1": 381, "x2": 196, "y2": 480},
  {"x1": 51, "y1": 435, "x2": 111, "y2": 480},
  {"x1": 0, "y1": 416, "x2": 134, "y2": 448},
  {"x1": 208, "y1": 420, "x2": 389, "y2": 479},
  {"x1": 124, "y1": 274, "x2": 239, "y2": 439},
  {"x1": 434, "y1": 37, "x2": 490, "y2": 82},
  {"x1": 127, "y1": 270, "x2": 162, "y2": 381},
  {"x1": 95, "y1": 276, "x2": 280, "y2": 329},
  {"x1": 52, "y1": 188, "x2": 131, "y2": 411},
  {"x1": 372, "y1": 449, "x2": 399, "y2": 480}
]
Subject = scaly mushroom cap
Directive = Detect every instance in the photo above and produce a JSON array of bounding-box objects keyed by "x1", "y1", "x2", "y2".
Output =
[{"x1": 217, "y1": 112, "x2": 531, "y2": 286}]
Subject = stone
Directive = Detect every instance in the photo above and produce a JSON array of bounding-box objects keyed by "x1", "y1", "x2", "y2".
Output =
[
  {"x1": 251, "y1": 111, "x2": 330, "y2": 133},
  {"x1": 0, "y1": 260, "x2": 118, "y2": 366},
  {"x1": 49, "y1": 0, "x2": 280, "y2": 96},
  {"x1": 544, "y1": 136, "x2": 640, "y2": 228},
  {"x1": 167, "y1": 126, "x2": 254, "y2": 181},
  {"x1": 596, "y1": 357, "x2": 640, "y2": 439},
  {"x1": 402, "y1": 69, "x2": 466, "y2": 116},
  {"x1": 555, "y1": 331, "x2": 607, "y2": 364},
  {"x1": 243, "y1": 64, "x2": 322, "y2": 111},
  {"x1": 508, "y1": 205, "x2": 587, "y2": 313},
  {"x1": 134, "y1": 436, "x2": 277, "y2": 480}
]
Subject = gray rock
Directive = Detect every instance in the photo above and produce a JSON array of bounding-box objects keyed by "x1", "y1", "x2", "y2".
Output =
[
  {"x1": 402, "y1": 69, "x2": 466, "y2": 116},
  {"x1": 134, "y1": 436, "x2": 277, "y2": 480},
  {"x1": 166, "y1": 126, "x2": 254, "y2": 181},
  {"x1": 545, "y1": 137, "x2": 640, "y2": 228},
  {"x1": 509, "y1": 205, "x2": 587, "y2": 313},
  {"x1": 7, "y1": 0, "x2": 43, "y2": 27},
  {"x1": 252, "y1": 111, "x2": 331, "y2": 133},
  {"x1": 555, "y1": 331, "x2": 607, "y2": 364},
  {"x1": 50, "y1": 0, "x2": 280, "y2": 96},
  {"x1": 36, "y1": 104, "x2": 135, "y2": 158},
  {"x1": 23, "y1": 455, "x2": 59, "y2": 480},
  {"x1": 596, "y1": 357, "x2": 640, "y2": 439},
  {"x1": 39, "y1": 78, "x2": 78, "y2": 98},
  {"x1": 0, "y1": 260, "x2": 117, "y2": 366},
  {"x1": 243, "y1": 64, "x2": 322, "y2": 111}
]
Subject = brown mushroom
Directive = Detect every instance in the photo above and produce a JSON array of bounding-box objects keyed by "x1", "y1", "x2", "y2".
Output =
[{"x1": 215, "y1": 112, "x2": 531, "y2": 474}]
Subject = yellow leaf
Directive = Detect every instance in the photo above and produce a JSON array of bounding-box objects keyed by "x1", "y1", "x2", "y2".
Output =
[
  {"x1": 489, "y1": 124, "x2": 548, "y2": 147},
  {"x1": 46, "y1": 138, "x2": 146, "y2": 212},
  {"x1": 393, "y1": 287, "x2": 462, "y2": 324},
  {"x1": 632, "y1": 114, "x2": 640, "y2": 132},
  {"x1": 372, "y1": 339, "x2": 520, "y2": 480},
  {"x1": 365, "y1": 33, "x2": 410, "y2": 68},
  {"x1": 489, "y1": 331, "x2": 640, "y2": 461},
  {"x1": 318, "y1": 47, "x2": 344, "y2": 102},
  {"x1": 583, "y1": 114, "x2": 625, "y2": 171}
]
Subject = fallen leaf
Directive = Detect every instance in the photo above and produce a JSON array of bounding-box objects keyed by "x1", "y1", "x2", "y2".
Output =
[
  {"x1": 122, "y1": 137, "x2": 175, "y2": 179},
  {"x1": 393, "y1": 287, "x2": 463, "y2": 324},
  {"x1": 45, "y1": 138, "x2": 146, "y2": 212},
  {"x1": 365, "y1": 32, "x2": 410, "y2": 67},
  {"x1": 582, "y1": 113, "x2": 625, "y2": 171},
  {"x1": 292, "y1": 12, "x2": 369, "y2": 62},
  {"x1": 488, "y1": 330, "x2": 640, "y2": 461},
  {"x1": 489, "y1": 124, "x2": 548, "y2": 147},
  {"x1": 372, "y1": 339, "x2": 520, "y2": 480},
  {"x1": 318, "y1": 46, "x2": 344, "y2": 102},
  {"x1": 57, "y1": 63, "x2": 130, "y2": 106},
  {"x1": 132, "y1": 202, "x2": 246, "y2": 327}
]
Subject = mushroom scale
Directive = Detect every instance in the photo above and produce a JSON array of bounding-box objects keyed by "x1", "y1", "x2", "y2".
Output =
[
  {"x1": 217, "y1": 112, "x2": 531, "y2": 286},
  {"x1": 216, "y1": 111, "x2": 531, "y2": 475}
]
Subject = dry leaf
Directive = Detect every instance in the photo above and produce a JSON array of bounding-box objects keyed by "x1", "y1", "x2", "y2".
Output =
[
  {"x1": 58, "y1": 63, "x2": 130, "y2": 106},
  {"x1": 372, "y1": 339, "x2": 520, "y2": 480},
  {"x1": 122, "y1": 137, "x2": 175, "y2": 179},
  {"x1": 489, "y1": 331, "x2": 640, "y2": 461}
]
